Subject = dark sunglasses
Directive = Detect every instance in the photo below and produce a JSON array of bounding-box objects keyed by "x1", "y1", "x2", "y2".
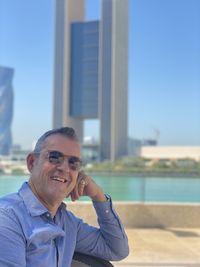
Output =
[{"x1": 35, "y1": 150, "x2": 82, "y2": 171}]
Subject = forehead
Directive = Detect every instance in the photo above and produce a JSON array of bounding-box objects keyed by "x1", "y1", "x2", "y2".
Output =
[{"x1": 43, "y1": 134, "x2": 81, "y2": 157}]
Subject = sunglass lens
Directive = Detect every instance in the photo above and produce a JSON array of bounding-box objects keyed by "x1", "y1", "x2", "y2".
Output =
[
  {"x1": 49, "y1": 151, "x2": 64, "y2": 164},
  {"x1": 48, "y1": 151, "x2": 81, "y2": 170},
  {"x1": 68, "y1": 157, "x2": 81, "y2": 170}
]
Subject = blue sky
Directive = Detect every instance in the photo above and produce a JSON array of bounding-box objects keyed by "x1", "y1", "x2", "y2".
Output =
[{"x1": 0, "y1": 0, "x2": 199, "y2": 150}]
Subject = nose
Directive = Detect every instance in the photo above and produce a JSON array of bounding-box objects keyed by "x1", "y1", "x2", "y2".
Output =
[{"x1": 56, "y1": 158, "x2": 70, "y2": 172}]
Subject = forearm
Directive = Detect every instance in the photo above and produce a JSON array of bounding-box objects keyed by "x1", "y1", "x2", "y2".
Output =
[
  {"x1": 76, "y1": 196, "x2": 129, "y2": 260},
  {"x1": 92, "y1": 196, "x2": 129, "y2": 260},
  {"x1": 90, "y1": 187, "x2": 107, "y2": 202},
  {"x1": 74, "y1": 174, "x2": 129, "y2": 260}
]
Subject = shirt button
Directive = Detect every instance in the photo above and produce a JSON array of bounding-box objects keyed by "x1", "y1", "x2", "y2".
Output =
[{"x1": 105, "y1": 209, "x2": 109, "y2": 214}]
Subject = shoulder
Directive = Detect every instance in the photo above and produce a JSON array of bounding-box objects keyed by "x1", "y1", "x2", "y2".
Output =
[
  {"x1": 0, "y1": 191, "x2": 22, "y2": 207},
  {"x1": 0, "y1": 192, "x2": 24, "y2": 222}
]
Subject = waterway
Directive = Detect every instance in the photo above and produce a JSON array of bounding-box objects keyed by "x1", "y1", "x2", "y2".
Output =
[{"x1": 0, "y1": 174, "x2": 200, "y2": 203}]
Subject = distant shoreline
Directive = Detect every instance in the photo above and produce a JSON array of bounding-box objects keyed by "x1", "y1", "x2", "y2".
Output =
[
  {"x1": 85, "y1": 171, "x2": 200, "y2": 178},
  {"x1": 0, "y1": 170, "x2": 200, "y2": 178}
]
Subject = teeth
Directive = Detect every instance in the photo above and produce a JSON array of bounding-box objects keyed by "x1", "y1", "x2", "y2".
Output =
[{"x1": 52, "y1": 176, "x2": 66, "y2": 183}]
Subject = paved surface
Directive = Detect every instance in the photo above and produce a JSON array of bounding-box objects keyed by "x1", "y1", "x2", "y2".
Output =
[{"x1": 112, "y1": 228, "x2": 200, "y2": 267}]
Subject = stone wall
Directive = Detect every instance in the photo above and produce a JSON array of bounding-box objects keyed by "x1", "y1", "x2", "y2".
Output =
[{"x1": 66, "y1": 202, "x2": 200, "y2": 228}]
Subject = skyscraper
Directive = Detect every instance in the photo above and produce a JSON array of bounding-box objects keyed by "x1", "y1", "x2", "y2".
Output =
[
  {"x1": 0, "y1": 66, "x2": 14, "y2": 155},
  {"x1": 53, "y1": 0, "x2": 128, "y2": 161}
]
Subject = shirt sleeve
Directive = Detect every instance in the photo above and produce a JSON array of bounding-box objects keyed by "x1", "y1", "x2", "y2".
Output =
[
  {"x1": 75, "y1": 195, "x2": 129, "y2": 261},
  {"x1": 0, "y1": 208, "x2": 26, "y2": 267}
]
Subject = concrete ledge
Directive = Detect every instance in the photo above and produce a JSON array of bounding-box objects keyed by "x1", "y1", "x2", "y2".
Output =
[{"x1": 66, "y1": 201, "x2": 200, "y2": 228}]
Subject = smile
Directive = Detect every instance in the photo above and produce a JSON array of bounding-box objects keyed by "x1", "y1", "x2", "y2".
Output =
[{"x1": 51, "y1": 176, "x2": 68, "y2": 183}]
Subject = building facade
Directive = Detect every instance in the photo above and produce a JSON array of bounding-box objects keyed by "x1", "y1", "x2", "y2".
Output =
[
  {"x1": 0, "y1": 66, "x2": 14, "y2": 155},
  {"x1": 53, "y1": 0, "x2": 128, "y2": 161},
  {"x1": 140, "y1": 146, "x2": 200, "y2": 161}
]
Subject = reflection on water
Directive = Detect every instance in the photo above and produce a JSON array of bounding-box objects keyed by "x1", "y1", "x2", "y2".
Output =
[{"x1": 0, "y1": 175, "x2": 200, "y2": 202}]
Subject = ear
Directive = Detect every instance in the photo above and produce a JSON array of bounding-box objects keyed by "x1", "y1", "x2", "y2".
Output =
[{"x1": 26, "y1": 153, "x2": 36, "y2": 173}]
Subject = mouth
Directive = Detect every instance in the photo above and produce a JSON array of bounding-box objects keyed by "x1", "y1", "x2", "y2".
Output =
[{"x1": 51, "y1": 176, "x2": 69, "y2": 183}]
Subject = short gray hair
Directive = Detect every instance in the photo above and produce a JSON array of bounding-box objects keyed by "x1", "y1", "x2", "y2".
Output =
[{"x1": 33, "y1": 127, "x2": 78, "y2": 153}]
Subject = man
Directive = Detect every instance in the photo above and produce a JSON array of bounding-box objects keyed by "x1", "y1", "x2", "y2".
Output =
[{"x1": 0, "y1": 127, "x2": 129, "y2": 267}]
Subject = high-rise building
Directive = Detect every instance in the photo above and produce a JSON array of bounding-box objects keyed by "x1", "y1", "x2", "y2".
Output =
[
  {"x1": 53, "y1": 0, "x2": 128, "y2": 161},
  {"x1": 0, "y1": 66, "x2": 14, "y2": 155}
]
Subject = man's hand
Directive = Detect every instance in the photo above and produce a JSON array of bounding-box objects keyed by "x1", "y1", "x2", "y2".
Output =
[{"x1": 70, "y1": 172, "x2": 107, "y2": 202}]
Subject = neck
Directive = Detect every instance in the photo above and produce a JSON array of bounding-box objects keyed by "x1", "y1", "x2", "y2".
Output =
[{"x1": 28, "y1": 179, "x2": 58, "y2": 217}]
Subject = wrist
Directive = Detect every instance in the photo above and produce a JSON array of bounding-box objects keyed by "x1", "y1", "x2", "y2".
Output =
[{"x1": 91, "y1": 189, "x2": 107, "y2": 202}]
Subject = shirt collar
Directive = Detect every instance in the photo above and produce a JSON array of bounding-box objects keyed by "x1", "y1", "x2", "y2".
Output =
[{"x1": 18, "y1": 182, "x2": 66, "y2": 217}]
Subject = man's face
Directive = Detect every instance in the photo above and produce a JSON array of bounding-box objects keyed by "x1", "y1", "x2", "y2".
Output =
[{"x1": 27, "y1": 134, "x2": 81, "y2": 208}]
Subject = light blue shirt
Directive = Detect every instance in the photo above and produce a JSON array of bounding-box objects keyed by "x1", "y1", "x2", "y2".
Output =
[{"x1": 0, "y1": 182, "x2": 129, "y2": 267}]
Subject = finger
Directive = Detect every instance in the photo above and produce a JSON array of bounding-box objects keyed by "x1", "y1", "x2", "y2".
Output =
[
  {"x1": 78, "y1": 179, "x2": 86, "y2": 195},
  {"x1": 70, "y1": 190, "x2": 77, "y2": 202},
  {"x1": 70, "y1": 178, "x2": 86, "y2": 201},
  {"x1": 70, "y1": 179, "x2": 80, "y2": 201}
]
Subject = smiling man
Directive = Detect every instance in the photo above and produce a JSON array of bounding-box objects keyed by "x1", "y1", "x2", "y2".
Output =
[{"x1": 0, "y1": 127, "x2": 129, "y2": 267}]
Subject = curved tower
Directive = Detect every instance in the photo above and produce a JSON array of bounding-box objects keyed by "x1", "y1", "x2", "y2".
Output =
[{"x1": 0, "y1": 66, "x2": 14, "y2": 155}]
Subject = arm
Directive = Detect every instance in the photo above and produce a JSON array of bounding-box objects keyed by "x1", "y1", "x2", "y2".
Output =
[
  {"x1": 0, "y1": 208, "x2": 26, "y2": 267},
  {"x1": 70, "y1": 172, "x2": 129, "y2": 261},
  {"x1": 75, "y1": 196, "x2": 129, "y2": 261}
]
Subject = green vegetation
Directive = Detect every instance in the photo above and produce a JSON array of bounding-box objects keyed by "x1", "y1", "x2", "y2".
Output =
[
  {"x1": 11, "y1": 168, "x2": 26, "y2": 175},
  {"x1": 1, "y1": 157, "x2": 200, "y2": 177},
  {"x1": 83, "y1": 157, "x2": 200, "y2": 177}
]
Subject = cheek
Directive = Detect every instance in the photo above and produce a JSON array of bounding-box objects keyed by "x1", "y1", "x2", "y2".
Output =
[{"x1": 32, "y1": 162, "x2": 50, "y2": 180}]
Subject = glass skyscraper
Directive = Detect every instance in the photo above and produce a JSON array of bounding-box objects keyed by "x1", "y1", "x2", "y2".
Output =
[
  {"x1": 0, "y1": 66, "x2": 14, "y2": 155},
  {"x1": 70, "y1": 21, "x2": 99, "y2": 119},
  {"x1": 53, "y1": 0, "x2": 128, "y2": 161}
]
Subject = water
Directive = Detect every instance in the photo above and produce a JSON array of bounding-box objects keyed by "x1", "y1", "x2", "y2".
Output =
[{"x1": 0, "y1": 174, "x2": 200, "y2": 203}]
